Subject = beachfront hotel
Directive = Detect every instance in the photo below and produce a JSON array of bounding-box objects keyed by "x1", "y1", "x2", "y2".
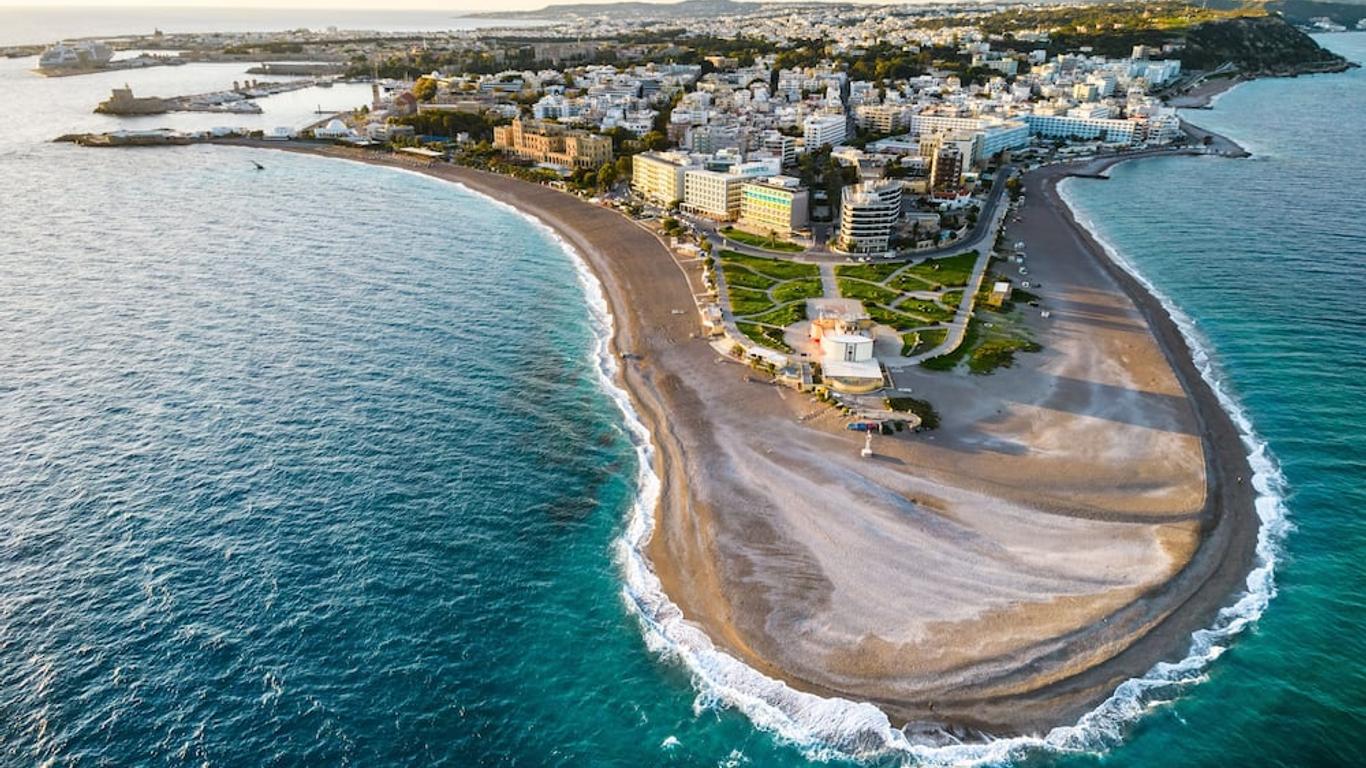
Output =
[
  {"x1": 681, "y1": 160, "x2": 779, "y2": 221},
  {"x1": 736, "y1": 176, "x2": 810, "y2": 239},
  {"x1": 491, "y1": 118, "x2": 613, "y2": 169},
  {"x1": 1019, "y1": 113, "x2": 1140, "y2": 145},
  {"x1": 837, "y1": 179, "x2": 904, "y2": 254},
  {"x1": 631, "y1": 151, "x2": 695, "y2": 207}
]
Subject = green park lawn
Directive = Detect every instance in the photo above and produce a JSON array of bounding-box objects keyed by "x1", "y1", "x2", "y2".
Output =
[{"x1": 721, "y1": 228, "x2": 804, "y2": 253}]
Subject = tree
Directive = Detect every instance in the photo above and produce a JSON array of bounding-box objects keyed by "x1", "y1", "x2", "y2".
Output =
[
  {"x1": 596, "y1": 161, "x2": 618, "y2": 191},
  {"x1": 412, "y1": 76, "x2": 438, "y2": 102},
  {"x1": 640, "y1": 131, "x2": 670, "y2": 151}
]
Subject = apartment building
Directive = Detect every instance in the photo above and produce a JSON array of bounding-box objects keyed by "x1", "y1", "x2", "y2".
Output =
[
  {"x1": 803, "y1": 114, "x2": 848, "y2": 149},
  {"x1": 837, "y1": 179, "x2": 904, "y2": 254}
]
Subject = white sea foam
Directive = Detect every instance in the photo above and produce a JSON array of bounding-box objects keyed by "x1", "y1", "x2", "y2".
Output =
[{"x1": 299, "y1": 150, "x2": 1288, "y2": 767}]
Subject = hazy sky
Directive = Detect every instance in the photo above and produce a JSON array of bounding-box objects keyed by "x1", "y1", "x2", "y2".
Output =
[{"x1": 8, "y1": 0, "x2": 662, "y2": 8}]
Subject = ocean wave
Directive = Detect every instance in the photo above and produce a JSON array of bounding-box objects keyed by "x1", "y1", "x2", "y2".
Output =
[{"x1": 301, "y1": 150, "x2": 1288, "y2": 767}]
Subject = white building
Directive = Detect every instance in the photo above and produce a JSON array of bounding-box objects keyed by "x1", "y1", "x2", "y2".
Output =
[
  {"x1": 682, "y1": 160, "x2": 779, "y2": 221},
  {"x1": 314, "y1": 119, "x2": 354, "y2": 139},
  {"x1": 837, "y1": 179, "x2": 903, "y2": 254},
  {"x1": 803, "y1": 114, "x2": 848, "y2": 150},
  {"x1": 808, "y1": 302, "x2": 883, "y2": 393},
  {"x1": 1022, "y1": 113, "x2": 1140, "y2": 144}
]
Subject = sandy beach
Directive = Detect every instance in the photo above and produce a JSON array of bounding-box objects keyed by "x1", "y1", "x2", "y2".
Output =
[{"x1": 238, "y1": 140, "x2": 1259, "y2": 738}]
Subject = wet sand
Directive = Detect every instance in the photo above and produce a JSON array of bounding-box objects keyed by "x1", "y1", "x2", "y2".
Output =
[{"x1": 239, "y1": 141, "x2": 1259, "y2": 738}]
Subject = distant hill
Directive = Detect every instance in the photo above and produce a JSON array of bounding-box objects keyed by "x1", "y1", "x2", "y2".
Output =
[
  {"x1": 468, "y1": 0, "x2": 758, "y2": 20},
  {"x1": 1182, "y1": 13, "x2": 1352, "y2": 71},
  {"x1": 1206, "y1": 0, "x2": 1366, "y2": 28},
  {"x1": 1268, "y1": 0, "x2": 1366, "y2": 28}
]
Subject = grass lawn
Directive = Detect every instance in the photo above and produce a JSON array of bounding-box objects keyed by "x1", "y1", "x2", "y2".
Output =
[
  {"x1": 719, "y1": 250, "x2": 819, "y2": 280},
  {"x1": 921, "y1": 317, "x2": 1041, "y2": 374},
  {"x1": 835, "y1": 262, "x2": 901, "y2": 282},
  {"x1": 867, "y1": 304, "x2": 930, "y2": 332},
  {"x1": 772, "y1": 278, "x2": 823, "y2": 304},
  {"x1": 901, "y1": 328, "x2": 948, "y2": 356},
  {"x1": 737, "y1": 322, "x2": 793, "y2": 352},
  {"x1": 897, "y1": 298, "x2": 953, "y2": 323},
  {"x1": 750, "y1": 302, "x2": 806, "y2": 328},
  {"x1": 729, "y1": 287, "x2": 776, "y2": 316},
  {"x1": 968, "y1": 336, "x2": 1043, "y2": 374},
  {"x1": 890, "y1": 271, "x2": 940, "y2": 292},
  {"x1": 837, "y1": 278, "x2": 901, "y2": 306},
  {"x1": 901, "y1": 250, "x2": 979, "y2": 289},
  {"x1": 721, "y1": 228, "x2": 804, "y2": 253},
  {"x1": 920, "y1": 320, "x2": 978, "y2": 371},
  {"x1": 942, "y1": 290, "x2": 963, "y2": 309},
  {"x1": 721, "y1": 264, "x2": 776, "y2": 290}
]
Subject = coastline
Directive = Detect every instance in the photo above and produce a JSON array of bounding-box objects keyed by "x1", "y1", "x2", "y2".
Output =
[{"x1": 218, "y1": 139, "x2": 1267, "y2": 757}]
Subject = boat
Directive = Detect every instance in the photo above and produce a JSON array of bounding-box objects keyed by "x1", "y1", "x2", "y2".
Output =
[{"x1": 38, "y1": 41, "x2": 113, "y2": 71}]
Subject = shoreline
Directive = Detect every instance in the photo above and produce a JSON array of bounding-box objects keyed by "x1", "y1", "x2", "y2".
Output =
[{"x1": 213, "y1": 139, "x2": 1268, "y2": 755}]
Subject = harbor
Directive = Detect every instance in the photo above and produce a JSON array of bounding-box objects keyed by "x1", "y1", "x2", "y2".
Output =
[{"x1": 92, "y1": 77, "x2": 340, "y2": 116}]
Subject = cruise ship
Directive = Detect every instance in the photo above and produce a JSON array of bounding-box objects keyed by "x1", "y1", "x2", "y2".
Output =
[{"x1": 38, "y1": 41, "x2": 114, "y2": 71}]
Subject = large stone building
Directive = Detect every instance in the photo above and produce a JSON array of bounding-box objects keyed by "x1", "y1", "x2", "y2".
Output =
[{"x1": 492, "y1": 118, "x2": 613, "y2": 169}]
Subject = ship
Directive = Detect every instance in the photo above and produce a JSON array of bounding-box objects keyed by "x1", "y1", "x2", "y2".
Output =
[{"x1": 38, "y1": 41, "x2": 114, "y2": 72}]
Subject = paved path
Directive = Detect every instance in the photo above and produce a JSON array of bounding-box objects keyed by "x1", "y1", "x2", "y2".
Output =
[
  {"x1": 818, "y1": 263, "x2": 839, "y2": 298},
  {"x1": 884, "y1": 176, "x2": 1014, "y2": 368}
]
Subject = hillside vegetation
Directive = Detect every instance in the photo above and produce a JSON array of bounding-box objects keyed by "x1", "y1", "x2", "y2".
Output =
[{"x1": 956, "y1": 2, "x2": 1348, "y2": 74}]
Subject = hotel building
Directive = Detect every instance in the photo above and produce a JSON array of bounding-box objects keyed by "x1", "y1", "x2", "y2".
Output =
[
  {"x1": 631, "y1": 151, "x2": 696, "y2": 206},
  {"x1": 492, "y1": 118, "x2": 613, "y2": 169},
  {"x1": 681, "y1": 160, "x2": 779, "y2": 221},
  {"x1": 736, "y1": 176, "x2": 809, "y2": 239},
  {"x1": 904, "y1": 115, "x2": 1029, "y2": 162},
  {"x1": 1020, "y1": 113, "x2": 1140, "y2": 145}
]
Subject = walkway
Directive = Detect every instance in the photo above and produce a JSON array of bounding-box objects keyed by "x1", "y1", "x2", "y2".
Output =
[
  {"x1": 884, "y1": 175, "x2": 1014, "y2": 368},
  {"x1": 818, "y1": 263, "x2": 839, "y2": 298}
]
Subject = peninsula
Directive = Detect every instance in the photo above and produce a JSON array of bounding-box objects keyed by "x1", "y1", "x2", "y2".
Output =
[{"x1": 56, "y1": 0, "x2": 1349, "y2": 746}]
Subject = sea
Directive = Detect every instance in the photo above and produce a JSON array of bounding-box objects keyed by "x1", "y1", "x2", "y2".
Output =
[
  {"x1": 0, "y1": 14, "x2": 1362, "y2": 767},
  {"x1": 0, "y1": 7, "x2": 544, "y2": 48}
]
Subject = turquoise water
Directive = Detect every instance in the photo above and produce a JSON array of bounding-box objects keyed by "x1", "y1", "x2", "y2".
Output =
[
  {"x1": 0, "y1": 30, "x2": 1362, "y2": 768},
  {"x1": 1053, "y1": 33, "x2": 1366, "y2": 767}
]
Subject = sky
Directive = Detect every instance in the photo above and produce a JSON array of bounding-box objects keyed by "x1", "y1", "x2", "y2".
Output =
[{"x1": 2, "y1": 0, "x2": 671, "y2": 8}]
